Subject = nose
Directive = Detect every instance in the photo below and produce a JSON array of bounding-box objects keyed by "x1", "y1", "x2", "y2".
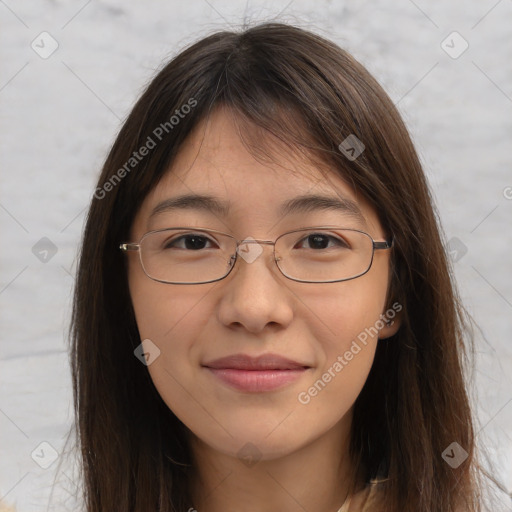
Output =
[{"x1": 216, "y1": 239, "x2": 294, "y2": 333}]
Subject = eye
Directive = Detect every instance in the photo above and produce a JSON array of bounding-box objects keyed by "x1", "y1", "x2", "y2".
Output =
[
  {"x1": 294, "y1": 232, "x2": 350, "y2": 250},
  {"x1": 163, "y1": 233, "x2": 218, "y2": 250}
]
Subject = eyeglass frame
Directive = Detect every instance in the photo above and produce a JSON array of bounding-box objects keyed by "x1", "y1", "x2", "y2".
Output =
[{"x1": 119, "y1": 226, "x2": 394, "y2": 285}]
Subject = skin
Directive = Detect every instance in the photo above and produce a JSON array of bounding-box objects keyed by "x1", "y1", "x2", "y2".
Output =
[{"x1": 126, "y1": 107, "x2": 401, "y2": 512}]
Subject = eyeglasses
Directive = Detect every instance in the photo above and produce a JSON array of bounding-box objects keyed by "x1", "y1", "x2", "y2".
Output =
[{"x1": 119, "y1": 226, "x2": 393, "y2": 285}]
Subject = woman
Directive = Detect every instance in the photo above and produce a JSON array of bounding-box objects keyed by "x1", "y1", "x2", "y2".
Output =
[{"x1": 69, "y1": 22, "x2": 486, "y2": 511}]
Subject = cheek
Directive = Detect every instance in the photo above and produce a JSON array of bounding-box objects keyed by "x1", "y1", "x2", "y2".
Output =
[
  {"x1": 128, "y1": 255, "x2": 213, "y2": 341},
  {"x1": 128, "y1": 274, "x2": 232, "y2": 446},
  {"x1": 128, "y1": 264, "x2": 217, "y2": 410},
  {"x1": 128, "y1": 263, "x2": 187, "y2": 361},
  {"x1": 300, "y1": 270, "x2": 389, "y2": 350},
  {"x1": 295, "y1": 269, "x2": 389, "y2": 410}
]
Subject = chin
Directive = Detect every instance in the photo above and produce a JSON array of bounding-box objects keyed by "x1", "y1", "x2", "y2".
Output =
[{"x1": 191, "y1": 416, "x2": 315, "y2": 461}]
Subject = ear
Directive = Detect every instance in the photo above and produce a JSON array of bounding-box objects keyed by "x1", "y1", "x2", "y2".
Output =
[{"x1": 378, "y1": 301, "x2": 403, "y2": 340}]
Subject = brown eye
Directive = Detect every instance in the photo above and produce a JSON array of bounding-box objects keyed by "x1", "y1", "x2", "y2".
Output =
[
  {"x1": 163, "y1": 234, "x2": 217, "y2": 250},
  {"x1": 294, "y1": 233, "x2": 350, "y2": 250}
]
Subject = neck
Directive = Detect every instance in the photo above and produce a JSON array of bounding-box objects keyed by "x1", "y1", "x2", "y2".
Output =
[{"x1": 188, "y1": 413, "x2": 356, "y2": 512}]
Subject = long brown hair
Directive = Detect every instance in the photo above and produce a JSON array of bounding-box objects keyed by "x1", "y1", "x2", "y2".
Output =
[{"x1": 69, "y1": 22, "x2": 489, "y2": 511}]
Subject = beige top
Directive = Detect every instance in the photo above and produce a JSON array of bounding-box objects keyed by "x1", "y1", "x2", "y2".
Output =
[{"x1": 338, "y1": 478, "x2": 385, "y2": 512}]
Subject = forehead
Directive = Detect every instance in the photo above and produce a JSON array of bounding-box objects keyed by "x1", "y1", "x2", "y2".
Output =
[
  {"x1": 166, "y1": 107, "x2": 333, "y2": 186},
  {"x1": 133, "y1": 108, "x2": 382, "y2": 235}
]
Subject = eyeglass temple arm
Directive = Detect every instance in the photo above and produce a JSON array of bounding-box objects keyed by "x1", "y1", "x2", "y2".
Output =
[
  {"x1": 119, "y1": 243, "x2": 140, "y2": 252},
  {"x1": 373, "y1": 238, "x2": 393, "y2": 250}
]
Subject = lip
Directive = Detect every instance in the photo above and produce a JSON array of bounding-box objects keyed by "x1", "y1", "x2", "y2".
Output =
[{"x1": 202, "y1": 353, "x2": 311, "y2": 393}]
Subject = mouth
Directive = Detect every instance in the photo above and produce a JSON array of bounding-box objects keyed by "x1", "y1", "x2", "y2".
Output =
[{"x1": 202, "y1": 353, "x2": 311, "y2": 392}]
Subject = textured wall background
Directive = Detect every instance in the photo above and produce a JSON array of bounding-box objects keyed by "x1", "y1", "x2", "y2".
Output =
[{"x1": 1, "y1": 1, "x2": 511, "y2": 510}]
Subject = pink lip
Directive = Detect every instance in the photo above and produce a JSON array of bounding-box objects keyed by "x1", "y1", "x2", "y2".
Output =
[{"x1": 203, "y1": 353, "x2": 311, "y2": 393}]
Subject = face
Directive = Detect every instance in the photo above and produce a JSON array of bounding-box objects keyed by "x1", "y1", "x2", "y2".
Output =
[{"x1": 126, "y1": 107, "x2": 400, "y2": 462}]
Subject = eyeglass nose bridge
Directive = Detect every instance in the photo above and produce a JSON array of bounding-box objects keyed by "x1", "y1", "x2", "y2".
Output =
[
  {"x1": 229, "y1": 238, "x2": 283, "y2": 267},
  {"x1": 237, "y1": 239, "x2": 275, "y2": 246}
]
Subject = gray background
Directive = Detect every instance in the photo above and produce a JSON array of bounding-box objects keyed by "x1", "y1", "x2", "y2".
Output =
[{"x1": 1, "y1": 0, "x2": 511, "y2": 510}]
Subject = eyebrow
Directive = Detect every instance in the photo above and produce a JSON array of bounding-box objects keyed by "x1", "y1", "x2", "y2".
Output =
[{"x1": 148, "y1": 193, "x2": 366, "y2": 224}]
